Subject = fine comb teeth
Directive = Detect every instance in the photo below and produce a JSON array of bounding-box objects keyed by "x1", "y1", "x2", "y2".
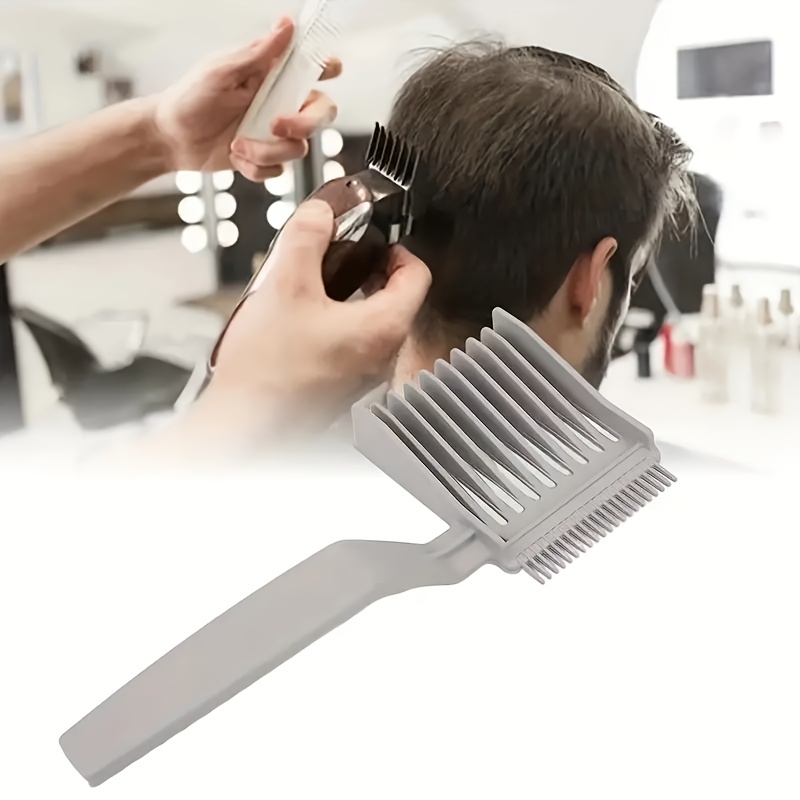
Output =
[
  {"x1": 353, "y1": 308, "x2": 676, "y2": 584},
  {"x1": 300, "y1": 0, "x2": 340, "y2": 66},
  {"x1": 365, "y1": 123, "x2": 418, "y2": 189}
]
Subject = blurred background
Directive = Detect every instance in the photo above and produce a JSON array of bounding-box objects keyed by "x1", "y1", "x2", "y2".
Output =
[{"x1": 0, "y1": 0, "x2": 798, "y2": 470}]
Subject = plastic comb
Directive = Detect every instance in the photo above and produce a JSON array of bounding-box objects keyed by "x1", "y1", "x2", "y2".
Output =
[
  {"x1": 236, "y1": 0, "x2": 341, "y2": 143},
  {"x1": 59, "y1": 309, "x2": 673, "y2": 786}
]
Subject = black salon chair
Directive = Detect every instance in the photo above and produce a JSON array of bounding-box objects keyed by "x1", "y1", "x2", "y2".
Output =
[
  {"x1": 612, "y1": 172, "x2": 724, "y2": 370},
  {"x1": 14, "y1": 306, "x2": 191, "y2": 430}
]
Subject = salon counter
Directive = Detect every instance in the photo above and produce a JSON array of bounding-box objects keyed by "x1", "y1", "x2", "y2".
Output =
[{"x1": 601, "y1": 341, "x2": 798, "y2": 474}]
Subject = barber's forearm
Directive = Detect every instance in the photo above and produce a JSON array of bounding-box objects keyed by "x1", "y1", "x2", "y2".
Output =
[
  {"x1": 118, "y1": 388, "x2": 297, "y2": 470},
  {"x1": 122, "y1": 385, "x2": 351, "y2": 470},
  {"x1": 0, "y1": 96, "x2": 169, "y2": 262}
]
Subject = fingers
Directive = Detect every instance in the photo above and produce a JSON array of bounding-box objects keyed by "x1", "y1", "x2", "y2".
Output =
[
  {"x1": 229, "y1": 88, "x2": 336, "y2": 180},
  {"x1": 271, "y1": 90, "x2": 338, "y2": 140},
  {"x1": 320, "y1": 58, "x2": 343, "y2": 81},
  {"x1": 265, "y1": 200, "x2": 334, "y2": 295},
  {"x1": 230, "y1": 155, "x2": 285, "y2": 182},
  {"x1": 230, "y1": 137, "x2": 308, "y2": 180},
  {"x1": 358, "y1": 245, "x2": 432, "y2": 337},
  {"x1": 228, "y1": 17, "x2": 294, "y2": 81}
]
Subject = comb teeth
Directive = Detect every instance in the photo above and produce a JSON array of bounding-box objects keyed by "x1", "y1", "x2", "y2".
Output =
[
  {"x1": 365, "y1": 123, "x2": 419, "y2": 188},
  {"x1": 297, "y1": 0, "x2": 340, "y2": 67},
  {"x1": 518, "y1": 464, "x2": 676, "y2": 584},
  {"x1": 355, "y1": 308, "x2": 674, "y2": 586}
]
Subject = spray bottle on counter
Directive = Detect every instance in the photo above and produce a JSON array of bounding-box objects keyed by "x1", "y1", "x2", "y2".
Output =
[
  {"x1": 722, "y1": 283, "x2": 751, "y2": 408},
  {"x1": 776, "y1": 289, "x2": 794, "y2": 346},
  {"x1": 750, "y1": 297, "x2": 783, "y2": 416},
  {"x1": 695, "y1": 284, "x2": 729, "y2": 404}
]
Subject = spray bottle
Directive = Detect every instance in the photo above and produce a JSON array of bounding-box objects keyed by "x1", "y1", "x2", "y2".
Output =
[
  {"x1": 695, "y1": 284, "x2": 729, "y2": 404},
  {"x1": 750, "y1": 297, "x2": 783, "y2": 415}
]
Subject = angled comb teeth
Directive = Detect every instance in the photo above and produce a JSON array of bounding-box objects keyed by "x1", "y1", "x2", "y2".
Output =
[
  {"x1": 353, "y1": 308, "x2": 676, "y2": 585},
  {"x1": 365, "y1": 123, "x2": 419, "y2": 188}
]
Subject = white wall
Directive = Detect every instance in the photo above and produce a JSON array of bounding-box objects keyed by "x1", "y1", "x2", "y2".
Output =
[
  {"x1": 31, "y1": 38, "x2": 105, "y2": 130},
  {"x1": 0, "y1": 10, "x2": 125, "y2": 132},
  {"x1": 638, "y1": 0, "x2": 800, "y2": 171},
  {"x1": 638, "y1": 0, "x2": 800, "y2": 274},
  {"x1": 108, "y1": 0, "x2": 660, "y2": 133},
  {"x1": 3, "y1": 0, "x2": 662, "y2": 134}
]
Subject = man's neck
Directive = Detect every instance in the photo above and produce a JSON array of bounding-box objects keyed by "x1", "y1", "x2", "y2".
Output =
[{"x1": 390, "y1": 336, "x2": 450, "y2": 391}]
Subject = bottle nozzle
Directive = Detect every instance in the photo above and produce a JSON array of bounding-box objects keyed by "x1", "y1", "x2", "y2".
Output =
[{"x1": 778, "y1": 288, "x2": 794, "y2": 316}]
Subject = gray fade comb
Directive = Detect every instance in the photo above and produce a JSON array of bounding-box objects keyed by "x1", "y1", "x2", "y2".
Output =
[{"x1": 59, "y1": 308, "x2": 674, "y2": 787}]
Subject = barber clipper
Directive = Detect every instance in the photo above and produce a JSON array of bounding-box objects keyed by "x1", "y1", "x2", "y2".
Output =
[{"x1": 176, "y1": 123, "x2": 421, "y2": 410}]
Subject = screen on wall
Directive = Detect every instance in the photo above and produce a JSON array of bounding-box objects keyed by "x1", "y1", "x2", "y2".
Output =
[{"x1": 677, "y1": 40, "x2": 773, "y2": 99}]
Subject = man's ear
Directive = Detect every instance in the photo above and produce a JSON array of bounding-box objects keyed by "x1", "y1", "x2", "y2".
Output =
[{"x1": 566, "y1": 237, "x2": 618, "y2": 324}]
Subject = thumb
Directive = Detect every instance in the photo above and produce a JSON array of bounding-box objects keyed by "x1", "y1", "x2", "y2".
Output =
[
  {"x1": 229, "y1": 17, "x2": 294, "y2": 80},
  {"x1": 265, "y1": 199, "x2": 334, "y2": 294},
  {"x1": 358, "y1": 244, "x2": 432, "y2": 338}
]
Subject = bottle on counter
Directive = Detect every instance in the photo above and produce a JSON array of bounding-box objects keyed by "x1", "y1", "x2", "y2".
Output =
[
  {"x1": 695, "y1": 284, "x2": 729, "y2": 404},
  {"x1": 750, "y1": 297, "x2": 783, "y2": 416},
  {"x1": 722, "y1": 283, "x2": 751, "y2": 408},
  {"x1": 776, "y1": 289, "x2": 794, "y2": 346},
  {"x1": 779, "y1": 291, "x2": 800, "y2": 420}
]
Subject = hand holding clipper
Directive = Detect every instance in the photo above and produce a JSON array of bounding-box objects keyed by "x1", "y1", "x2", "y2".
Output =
[{"x1": 177, "y1": 124, "x2": 423, "y2": 411}]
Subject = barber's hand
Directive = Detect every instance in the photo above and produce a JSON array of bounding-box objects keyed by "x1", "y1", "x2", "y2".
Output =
[
  {"x1": 197, "y1": 200, "x2": 432, "y2": 443},
  {"x1": 152, "y1": 17, "x2": 341, "y2": 181}
]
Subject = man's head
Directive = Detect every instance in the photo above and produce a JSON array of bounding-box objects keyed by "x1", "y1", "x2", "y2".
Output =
[{"x1": 387, "y1": 41, "x2": 695, "y2": 388}]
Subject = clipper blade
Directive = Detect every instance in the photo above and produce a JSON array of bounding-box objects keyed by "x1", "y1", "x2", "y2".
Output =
[
  {"x1": 365, "y1": 123, "x2": 419, "y2": 188},
  {"x1": 353, "y1": 308, "x2": 675, "y2": 584}
]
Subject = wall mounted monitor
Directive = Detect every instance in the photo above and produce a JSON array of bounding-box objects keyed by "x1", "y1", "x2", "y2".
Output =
[{"x1": 677, "y1": 40, "x2": 773, "y2": 99}]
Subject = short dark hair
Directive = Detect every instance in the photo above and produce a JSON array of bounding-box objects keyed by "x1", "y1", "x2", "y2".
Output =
[{"x1": 388, "y1": 41, "x2": 695, "y2": 339}]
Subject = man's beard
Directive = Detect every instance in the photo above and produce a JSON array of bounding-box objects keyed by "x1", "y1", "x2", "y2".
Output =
[{"x1": 580, "y1": 299, "x2": 628, "y2": 390}]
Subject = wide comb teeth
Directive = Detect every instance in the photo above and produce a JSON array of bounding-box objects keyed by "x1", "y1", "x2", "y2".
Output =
[
  {"x1": 365, "y1": 123, "x2": 418, "y2": 188},
  {"x1": 357, "y1": 309, "x2": 675, "y2": 584}
]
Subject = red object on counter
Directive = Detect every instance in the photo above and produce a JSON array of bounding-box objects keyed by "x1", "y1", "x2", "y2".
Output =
[{"x1": 661, "y1": 323, "x2": 695, "y2": 378}]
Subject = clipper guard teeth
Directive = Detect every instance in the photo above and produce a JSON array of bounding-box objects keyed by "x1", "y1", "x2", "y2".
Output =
[{"x1": 365, "y1": 123, "x2": 419, "y2": 188}]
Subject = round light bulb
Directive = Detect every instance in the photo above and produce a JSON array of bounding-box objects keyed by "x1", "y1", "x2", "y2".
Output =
[
  {"x1": 321, "y1": 128, "x2": 343, "y2": 158},
  {"x1": 323, "y1": 160, "x2": 345, "y2": 182},
  {"x1": 264, "y1": 170, "x2": 294, "y2": 197},
  {"x1": 214, "y1": 192, "x2": 237, "y2": 220},
  {"x1": 181, "y1": 225, "x2": 208, "y2": 254},
  {"x1": 217, "y1": 220, "x2": 240, "y2": 248},
  {"x1": 212, "y1": 170, "x2": 234, "y2": 191},
  {"x1": 177, "y1": 196, "x2": 205, "y2": 225},
  {"x1": 175, "y1": 171, "x2": 203, "y2": 195},
  {"x1": 266, "y1": 200, "x2": 296, "y2": 230}
]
